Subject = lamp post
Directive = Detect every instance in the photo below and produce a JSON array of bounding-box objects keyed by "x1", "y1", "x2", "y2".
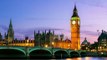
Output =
[
  {"x1": 45, "y1": 44, "x2": 48, "y2": 48},
  {"x1": 26, "y1": 39, "x2": 29, "y2": 58},
  {"x1": 52, "y1": 42, "x2": 54, "y2": 48},
  {"x1": 51, "y1": 42, "x2": 55, "y2": 58},
  {"x1": 68, "y1": 44, "x2": 70, "y2": 49}
]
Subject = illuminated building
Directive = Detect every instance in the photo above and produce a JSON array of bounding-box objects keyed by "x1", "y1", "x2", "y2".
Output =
[
  {"x1": 9, "y1": 36, "x2": 34, "y2": 47},
  {"x1": 0, "y1": 5, "x2": 82, "y2": 49},
  {"x1": 7, "y1": 19, "x2": 14, "y2": 43},
  {"x1": 10, "y1": 40, "x2": 34, "y2": 47},
  {"x1": 90, "y1": 42, "x2": 98, "y2": 52},
  {"x1": 34, "y1": 30, "x2": 41, "y2": 46},
  {"x1": 53, "y1": 38, "x2": 71, "y2": 49},
  {"x1": 60, "y1": 34, "x2": 64, "y2": 41},
  {"x1": 34, "y1": 30, "x2": 54, "y2": 47},
  {"x1": 97, "y1": 30, "x2": 107, "y2": 51},
  {"x1": 70, "y1": 5, "x2": 80, "y2": 50},
  {"x1": 81, "y1": 38, "x2": 90, "y2": 50}
]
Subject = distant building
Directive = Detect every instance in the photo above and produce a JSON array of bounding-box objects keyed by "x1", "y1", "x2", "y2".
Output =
[
  {"x1": 60, "y1": 34, "x2": 64, "y2": 41},
  {"x1": 97, "y1": 30, "x2": 107, "y2": 51},
  {"x1": 34, "y1": 30, "x2": 71, "y2": 49},
  {"x1": 54, "y1": 38, "x2": 71, "y2": 49},
  {"x1": 81, "y1": 38, "x2": 90, "y2": 50},
  {"x1": 34, "y1": 30, "x2": 54, "y2": 47},
  {"x1": 0, "y1": 33, "x2": 2, "y2": 40},
  {"x1": 7, "y1": 19, "x2": 14, "y2": 43},
  {"x1": 90, "y1": 42, "x2": 98, "y2": 52},
  {"x1": 0, "y1": 5, "x2": 83, "y2": 50},
  {"x1": 4, "y1": 32, "x2": 8, "y2": 40},
  {"x1": 71, "y1": 5, "x2": 80, "y2": 50}
]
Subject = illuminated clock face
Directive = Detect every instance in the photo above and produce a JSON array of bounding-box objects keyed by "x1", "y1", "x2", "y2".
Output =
[{"x1": 72, "y1": 21, "x2": 76, "y2": 24}]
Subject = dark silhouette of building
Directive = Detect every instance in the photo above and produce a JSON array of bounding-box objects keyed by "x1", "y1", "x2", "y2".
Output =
[
  {"x1": 97, "y1": 30, "x2": 107, "y2": 51},
  {"x1": 81, "y1": 37, "x2": 90, "y2": 50},
  {"x1": 90, "y1": 42, "x2": 98, "y2": 51},
  {"x1": 7, "y1": 19, "x2": 14, "y2": 43},
  {"x1": 98, "y1": 30, "x2": 107, "y2": 46},
  {"x1": 4, "y1": 32, "x2": 8, "y2": 40},
  {"x1": 0, "y1": 33, "x2": 2, "y2": 40},
  {"x1": 34, "y1": 30, "x2": 55, "y2": 47},
  {"x1": 60, "y1": 34, "x2": 64, "y2": 41}
]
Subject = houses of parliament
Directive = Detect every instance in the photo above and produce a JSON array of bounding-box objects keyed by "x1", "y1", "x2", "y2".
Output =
[{"x1": 0, "y1": 5, "x2": 81, "y2": 50}]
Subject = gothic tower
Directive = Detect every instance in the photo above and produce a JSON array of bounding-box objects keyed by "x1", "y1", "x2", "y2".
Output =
[
  {"x1": 70, "y1": 5, "x2": 80, "y2": 50},
  {"x1": 8, "y1": 19, "x2": 14, "y2": 43}
]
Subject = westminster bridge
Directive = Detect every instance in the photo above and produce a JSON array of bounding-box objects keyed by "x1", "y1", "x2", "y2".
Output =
[{"x1": 0, "y1": 46, "x2": 105, "y2": 59}]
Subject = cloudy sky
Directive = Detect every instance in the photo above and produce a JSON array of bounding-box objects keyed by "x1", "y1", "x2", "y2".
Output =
[{"x1": 0, "y1": 0, "x2": 107, "y2": 44}]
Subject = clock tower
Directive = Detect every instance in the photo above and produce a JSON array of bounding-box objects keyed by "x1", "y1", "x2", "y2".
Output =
[{"x1": 70, "y1": 5, "x2": 80, "y2": 50}]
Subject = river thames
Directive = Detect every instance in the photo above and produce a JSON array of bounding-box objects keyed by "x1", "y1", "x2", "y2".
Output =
[{"x1": 64, "y1": 57, "x2": 107, "y2": 60}]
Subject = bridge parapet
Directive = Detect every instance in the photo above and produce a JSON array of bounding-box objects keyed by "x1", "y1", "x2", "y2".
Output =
[
  {"x1": 28, "y1": 46, "x2": 53, "y2": 55},
  {"x1": 0, "y1": 46, "x2": 87, "y2": 57}
]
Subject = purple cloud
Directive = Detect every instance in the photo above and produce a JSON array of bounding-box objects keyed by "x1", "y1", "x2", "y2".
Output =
[
  {"x1": 14, "y1": 27, "x2": 63, "y2": 39},
  {"x1": 81, "y1": 30, "x2": 98, "y2": 36}
]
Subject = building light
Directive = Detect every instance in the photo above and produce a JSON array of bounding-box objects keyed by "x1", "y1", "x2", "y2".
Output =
[
  {"x1": 45, "y1": 44, "x2": 48, "y2": 48},
  {"x1": 104, "y1": 44, "x2": 106, "y2": 46},
  {"x1": 68, "y1": 44, "x2": 70, "y2": 47},
  {"x1": 100, "y1": 46, "x2": 102, "y2": 49},
  {"x1": 26, "y1": 43, "x2": 28, "y2": 46},
  {"x1": 86, "y1": 47, "x2": 88, "y2": 49},
  {"x1": 75, "y1": 49, "x2": 77, "y2": 51},
  {"x1": 27, "y1": 39, "x2": 29, "y2": 43},
  {"x1": 52, "y1": 42, "x2": 54, "y2": 45},
  {"x1": 101, "y1": 52, "x2": 103, "y2": 54}
]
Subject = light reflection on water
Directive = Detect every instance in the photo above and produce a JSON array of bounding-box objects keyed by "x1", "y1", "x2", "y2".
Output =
[
  {"x1": 2, "y1": 57, "x2": 106, "y2": 60},
  {"x1": 65, "y1": 57, "x2": 106, "y2": 60}
]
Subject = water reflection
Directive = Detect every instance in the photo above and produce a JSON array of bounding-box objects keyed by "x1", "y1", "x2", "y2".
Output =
[
  {"x1": 91, "y1": 57, "x2": 105, "y2": 60},
  {"x1": 66, "y1": 58, "x2": 82, "y2": 60},
  {"x1": 66, "y1": 57, "x2": 106, "y2": 60},
  {"x1": 84, "y1": 57, "x2": 90, "y2": 60},
  {"x1": 0, "y1": 57, "x2": 106, "y2": 60}
]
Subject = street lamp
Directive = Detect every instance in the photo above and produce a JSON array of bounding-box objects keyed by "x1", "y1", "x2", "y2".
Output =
[
  {"x1": 51, "y1": 42, "x2": 55, "y2": 58},
  {"x1": 45, "y1": 44, "x2": 48, "y2": 48},
  {"x1": 52, "y1": 42, "x2": 54, "y2": 48},
  {"x1": 68, "y1": 44, "x2": 70, "y2": 49},
  {"x1": 52, "y1": 42, "x2": 54, "y2": 45},
  {"x1": 26, "y1": 39, "x2": 29, "y2": 46}
]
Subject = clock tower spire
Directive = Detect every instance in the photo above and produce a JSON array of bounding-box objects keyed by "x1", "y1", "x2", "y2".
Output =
[
  {"x1": 72, "y1": 5, "x2": 79, "y2": 17},
  {"x1": 70, "y1": 5, "x2": 80, "y2": 50}
]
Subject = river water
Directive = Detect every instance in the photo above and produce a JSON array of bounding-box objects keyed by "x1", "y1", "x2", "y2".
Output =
[
  {"x1": 50, "y1": 57, "x2": 107, "y2": 60},
  {"x1": 64, "y1": 57, "x2": 107, "y2": 60},
  {"x1": 0, "y1": 57, "x2": 106, "y2": 60}
]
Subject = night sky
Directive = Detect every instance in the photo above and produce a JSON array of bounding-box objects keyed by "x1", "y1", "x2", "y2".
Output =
[{"x1": 0, "y1": 0, "x2": 107, "y2": 44}]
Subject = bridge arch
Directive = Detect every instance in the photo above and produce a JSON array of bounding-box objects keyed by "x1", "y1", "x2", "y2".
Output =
[
  {"x1": 53, "y1": 49, "x2": 69, "y2": 54},
  {"x1": 54, "y1": 50, "x2": 69, "y2": 58},
  {"x1": 0, "y1": 47, "x2": 26, "y2": 55},
  {"x1": 70, "y1": 51, "x2": 80, "y2": 57},
  {"x1": 29, "y1": 48, "x2": 52, "y2": 55},
  {"x1": 29, "y1": 48, "x2": 52, "y2": 59},
  {"x1": 0, "y1": 48, "x2": 26, "y2": 58}
]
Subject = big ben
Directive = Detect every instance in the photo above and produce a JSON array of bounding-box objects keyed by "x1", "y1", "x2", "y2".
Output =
[{"x1": 70, "y1": 5, "x2": 80, "y2": 50}]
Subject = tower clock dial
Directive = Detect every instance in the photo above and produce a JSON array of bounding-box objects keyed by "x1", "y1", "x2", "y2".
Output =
[{"x1": 72, "y1": 21, "x2": 76, "y2": 24}]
